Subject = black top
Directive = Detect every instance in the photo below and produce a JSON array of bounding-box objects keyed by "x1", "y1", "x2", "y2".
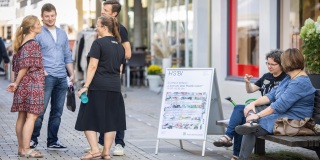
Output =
[
  {"x1": 88, "y1": 36, "x2": 125, "y2": 92},
  {"x1": 254, "y1": 72, "x2": 287, "y2": 96},
  {"x1": 119, "y1": 23, "x2": 129, "y2": 43}
]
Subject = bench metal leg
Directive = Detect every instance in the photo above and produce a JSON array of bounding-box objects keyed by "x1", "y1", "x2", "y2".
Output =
[{"x1": 254, "y1": 138, "x2": 265, "y2": 155}]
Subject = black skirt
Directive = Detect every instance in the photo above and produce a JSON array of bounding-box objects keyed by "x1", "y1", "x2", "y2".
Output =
[{"x1": 75, "y1": 90, "x2": 126, "y2": 133}]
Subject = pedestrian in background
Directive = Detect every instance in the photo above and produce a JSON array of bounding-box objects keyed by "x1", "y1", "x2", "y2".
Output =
[
  {"x1": 7, "y1": 15, "x2": 44, "y2": 158},
  {"x1": 0, "y1": 36, "x2": 10, "y2": 75},
  {"x1": 75, "y1": 15, "x2": 126, "y2": 159},
  {"x1": 30, "y1": 3, "x2": 74, "y2": 151}
]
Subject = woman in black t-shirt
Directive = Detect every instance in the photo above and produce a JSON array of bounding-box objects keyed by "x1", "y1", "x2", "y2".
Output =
[{"x1": 75, "y1": 15, "x2": 126, "y2": 159}]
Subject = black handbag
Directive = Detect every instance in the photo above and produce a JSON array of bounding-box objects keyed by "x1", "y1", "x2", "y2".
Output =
[{"x1": 66, "y1": 86, "x2": 76, "y2": 112}]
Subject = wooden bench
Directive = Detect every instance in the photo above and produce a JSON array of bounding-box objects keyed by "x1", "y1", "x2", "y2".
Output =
[{"x1": 216, "y1": 89, "x2": 320, "y2": 159}]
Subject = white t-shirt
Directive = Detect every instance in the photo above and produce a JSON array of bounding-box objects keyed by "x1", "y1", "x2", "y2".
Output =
[{"x1": 48, "y1": 28, "x2": 57, "y2": 42}]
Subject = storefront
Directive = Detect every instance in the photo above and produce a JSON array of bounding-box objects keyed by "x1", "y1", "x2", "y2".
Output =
[{"x1": 212, "y1": 0, "x2": 319, "y2": 101}]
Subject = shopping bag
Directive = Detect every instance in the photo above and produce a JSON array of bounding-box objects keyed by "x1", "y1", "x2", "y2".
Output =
[{"x1": 66, "y1": 86, "x2": 76, "y2": 112}]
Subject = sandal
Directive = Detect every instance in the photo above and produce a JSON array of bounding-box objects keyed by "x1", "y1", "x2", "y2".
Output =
[
  {"x1": 101, "y1": 153, "x2": 111, "y2": 159},
  {"x1": 213, "y1": 135, "x2": 233, "y2": 147},
  {"x1": 20, "y1": 149, "x2": 44, "y2": 158},
  {"x1": 231, "y1": 155, "x2": 239, "y2": 160},
  {"x1": 235, "y1": 119, "x2": 261, "y2": 135},
  {"x1": 80, "y1": 151, "x2": 101, "y2": 160}
]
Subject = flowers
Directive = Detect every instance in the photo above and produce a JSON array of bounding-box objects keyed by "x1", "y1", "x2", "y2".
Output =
[
  {"x1": 147, "y1": 65, "x2": 162, "y2": 75},
  {"x1": 299, "y1": 17, "x2": 320, "y2": 74}
]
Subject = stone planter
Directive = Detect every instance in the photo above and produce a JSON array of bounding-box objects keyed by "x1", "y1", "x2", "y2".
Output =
[{"x1": 147, "y1": 75, "x2": 161, "y2": 92}]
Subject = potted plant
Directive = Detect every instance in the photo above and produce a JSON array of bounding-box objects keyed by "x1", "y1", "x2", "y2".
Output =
[
  {"x1": 147, "y1": 65, "x2": 163, "y2": 92},
  {"x1": 299, "y1": 17, "x2": 320, "y2": 89}
]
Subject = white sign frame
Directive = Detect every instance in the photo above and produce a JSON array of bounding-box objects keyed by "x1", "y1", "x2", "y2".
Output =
[{"x1": 155, "y1": 68, "x2": 224, "y2": 156}]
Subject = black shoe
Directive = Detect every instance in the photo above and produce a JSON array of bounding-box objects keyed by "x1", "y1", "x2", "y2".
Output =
[
  {"x1": 235, "y1": 119, "x2": 261, "y2": 135},
  {"x1": 47, "y1": 141, "x2": 68, "y2": 151},
  {"x1": 30, "y1": 140, "x2": 38, "y2": 149}
]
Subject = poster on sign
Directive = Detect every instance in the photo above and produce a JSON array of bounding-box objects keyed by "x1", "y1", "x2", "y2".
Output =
[{"x1": 157, "y1": 68, "x2": 216, "y2": 140}]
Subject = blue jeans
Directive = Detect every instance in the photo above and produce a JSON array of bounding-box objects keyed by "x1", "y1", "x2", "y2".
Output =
[
  {"x1": 98, "y1": 130, "x2": 125, "y2": 147},
  {"x1": 226, "y1": 105, "x2": 246, "y2": 157},
  {"x1": 31, "y1": 75, "x2": 67, "y2": 146}
]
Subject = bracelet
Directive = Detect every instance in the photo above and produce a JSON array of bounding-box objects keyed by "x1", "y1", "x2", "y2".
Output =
[{"x1": 83, "y1": 85, "x2": 89, "y2": 88}]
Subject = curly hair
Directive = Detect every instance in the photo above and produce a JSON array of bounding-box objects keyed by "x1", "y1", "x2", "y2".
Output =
[{"x1": 265, "y1": 49, "x2": 283, "y2": 65}]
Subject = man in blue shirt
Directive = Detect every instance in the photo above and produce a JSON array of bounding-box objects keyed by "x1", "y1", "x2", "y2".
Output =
[{"x1": 30, "y1": 3, "x2": 74, "y2": 151}]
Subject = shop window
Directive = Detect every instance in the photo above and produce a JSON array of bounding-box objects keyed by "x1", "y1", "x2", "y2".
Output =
[
  {"x1": 151, "y1": 0, "x2": 193, "y2": 67},
  {"x1": 229, "y1": 0, "x2": 260, "y2": 77},
  {"x1": 285, "y1": 0, "x2": 320, "y2": 50}
]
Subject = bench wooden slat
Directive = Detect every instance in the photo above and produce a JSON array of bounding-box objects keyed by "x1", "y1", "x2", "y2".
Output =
[
  {"x1": 216, "y1": 119, "x2": 320, "y2": 148},
  {"x1": 216, "y1": 119, "x2": 229, "y2": 128},
  {"x1": 260, "y1": 135, "x2": 320, "y2": 147}
]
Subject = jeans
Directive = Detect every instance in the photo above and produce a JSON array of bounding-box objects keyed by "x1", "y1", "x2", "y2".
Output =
[
  {"x1": 225, "y1": 105, "x2": 246, "y2": 157},
  {"x1": 98, "y1": 130, "x2": 125, "y2": 147},
  {"x1": 238, "y1": 105, "x2": 269, "y2": 160},
  {"x1": 31, "y1": 75, "x2": 67, "y2": 146}
]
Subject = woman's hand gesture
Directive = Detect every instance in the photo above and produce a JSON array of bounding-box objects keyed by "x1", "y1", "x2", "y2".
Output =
[
  {"x1": 244, "y1": 102, "x2": 256, "y2": 117},
  {"x1": 7, "y1": 82, "x2": 18, "y2": 93}
]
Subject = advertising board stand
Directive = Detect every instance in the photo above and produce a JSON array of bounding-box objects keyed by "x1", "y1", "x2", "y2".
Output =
[{"x1": 155, "y1": 68, "x2": 225, "y2": 156}]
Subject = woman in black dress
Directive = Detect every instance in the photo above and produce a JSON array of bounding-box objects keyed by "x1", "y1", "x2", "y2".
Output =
[{"x1": 75, "y1": 15, "x2": 126, "y2": 159}]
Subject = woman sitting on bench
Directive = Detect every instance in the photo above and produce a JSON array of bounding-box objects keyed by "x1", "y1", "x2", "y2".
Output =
[
  {"x1": 213, "y1": 50, "x2": 287, "y2": 160},
  {"x1": 235, "y1": 48, "x2": 316, "y2": 160}
]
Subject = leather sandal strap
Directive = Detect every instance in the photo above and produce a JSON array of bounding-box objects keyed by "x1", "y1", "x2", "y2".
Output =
[
  {"x1": 221, "y1": 135, "x2": 232, "y2": 141},
  {"x1": 25, "y1": 149, "x2": 34, "y2": 156}
]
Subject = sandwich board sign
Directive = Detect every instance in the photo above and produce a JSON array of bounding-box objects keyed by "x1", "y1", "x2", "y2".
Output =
[{"x1": 155, "y1": 68, "x2": 224, "y2": 156}]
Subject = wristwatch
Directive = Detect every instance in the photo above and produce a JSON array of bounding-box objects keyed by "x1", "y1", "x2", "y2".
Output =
[{"x1": 257, "y1": 113, "x2": 261, "y2": 118}]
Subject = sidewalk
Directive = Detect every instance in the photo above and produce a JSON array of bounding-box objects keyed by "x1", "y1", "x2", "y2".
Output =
[{"x1": 0, "y1": 76, "x2": 318, "y2": 160}]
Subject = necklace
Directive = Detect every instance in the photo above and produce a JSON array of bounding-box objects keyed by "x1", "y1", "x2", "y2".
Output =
[{"x1": 291, "y1": 70, "x2": 302, "y2": 80}]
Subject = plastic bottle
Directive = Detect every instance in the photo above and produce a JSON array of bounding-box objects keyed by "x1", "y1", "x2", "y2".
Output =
[{"x1": 80, "y1": 92, "x2": 88, "y2": 104}]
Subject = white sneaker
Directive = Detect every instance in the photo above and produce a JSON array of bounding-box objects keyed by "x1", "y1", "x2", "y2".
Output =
[
  {"x1": 84, "y1": 143, "x2": 104, "y2": 153},
  {"x1": 113, "y1": 144, "x2": 124, "y2": 156}
]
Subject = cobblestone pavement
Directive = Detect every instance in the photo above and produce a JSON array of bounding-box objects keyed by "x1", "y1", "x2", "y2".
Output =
[{"x1": 0, "y1": 76, "x2": 318, "y2": 160}]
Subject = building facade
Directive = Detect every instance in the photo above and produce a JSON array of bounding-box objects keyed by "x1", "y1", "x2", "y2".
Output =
[
  {"x1": 1, "y1": 0, "x2": 318, "y2": 102},
  {"x1": 148, "y1": 0, "x2": 320, "y2": 102}
]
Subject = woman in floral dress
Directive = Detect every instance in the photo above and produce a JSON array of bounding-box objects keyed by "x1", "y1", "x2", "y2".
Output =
[{"x1": 7, "y1": 15, "x2": 45, "y2": 158}]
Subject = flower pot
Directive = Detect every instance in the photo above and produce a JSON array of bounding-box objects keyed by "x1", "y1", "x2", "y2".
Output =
[{"x1": 147, "y1": 75, "x2": 161, "y2": 92}]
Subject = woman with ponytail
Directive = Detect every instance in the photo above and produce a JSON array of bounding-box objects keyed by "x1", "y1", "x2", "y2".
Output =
[
  {"x1": 7, "y1": 15, "x2": 45, "y2": 158},
  {"x1": 75, "y1": 15, "x2": 126, "y2": 159}
]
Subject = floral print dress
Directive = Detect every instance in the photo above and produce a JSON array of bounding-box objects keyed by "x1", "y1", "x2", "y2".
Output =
[{"x1": 11, "y1": 39, "x2": 45, "y2": 115}]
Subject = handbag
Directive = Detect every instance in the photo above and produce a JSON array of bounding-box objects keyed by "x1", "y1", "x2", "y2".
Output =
[
  {"x1": 66, "y1": 86, "x2": 76, "y2": 112},
  {"x1": 273, "y1": 117, "x2": 317, "y2": 136}
]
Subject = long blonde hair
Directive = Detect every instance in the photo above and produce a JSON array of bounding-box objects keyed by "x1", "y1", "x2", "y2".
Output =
[{"x1": 13, "y1": 15, "x2": 38, "y2": 53}]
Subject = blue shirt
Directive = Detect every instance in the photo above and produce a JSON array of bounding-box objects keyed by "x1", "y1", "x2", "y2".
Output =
[
  {"x1": 259, "y1": 75, "x2": 316, "y2": 133},
  {"x1": 35, "y1": 26, "x2": 73, "y2": 78}
]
